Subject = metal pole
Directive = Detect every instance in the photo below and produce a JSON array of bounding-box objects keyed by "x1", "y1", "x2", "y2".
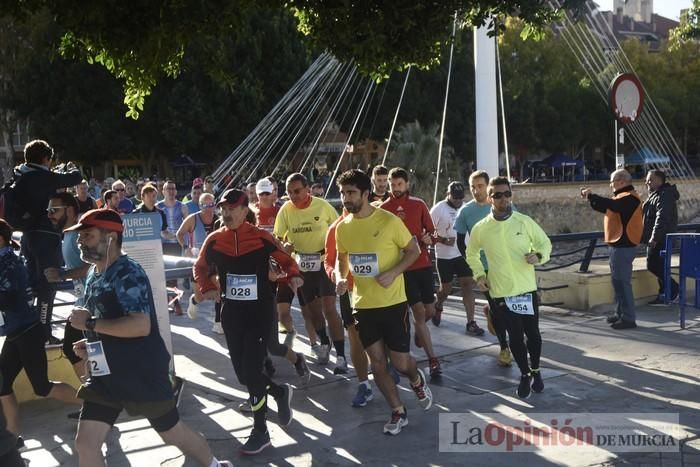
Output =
[{"x1": 474, "y1": 23, "x2": 499, "y2": 177}]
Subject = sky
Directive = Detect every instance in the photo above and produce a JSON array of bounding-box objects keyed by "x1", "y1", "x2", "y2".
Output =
[{"x1": 597, "y1": 1, "x2": 693, "y2": 20}]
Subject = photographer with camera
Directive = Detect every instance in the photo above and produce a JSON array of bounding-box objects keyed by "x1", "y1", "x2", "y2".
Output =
[{"x1": 11, "y1": 140, "x2": 83, "y2": 343}]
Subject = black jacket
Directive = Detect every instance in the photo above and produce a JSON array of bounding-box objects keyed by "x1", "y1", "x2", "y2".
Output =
[
  {"x1": 641, "y1": 183, "x2": 679, "y2": 245},
  {"x1": 12, "y1": 163, "x2": 83, "y2": 232}
]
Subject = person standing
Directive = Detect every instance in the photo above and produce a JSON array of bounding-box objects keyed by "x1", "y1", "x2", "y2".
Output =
[
  {"x1": 454, "y1": 170, "x2": 512, "y2": 366},
  {"x1": 157, "y1": 180, "x2": 188, "y2": 256},
  {"x1": 193, "y1": 189, "x2": 299, "y2": 455},
  {"x1": 66, "y1": 210, "x2": 232, "y2": 467},
  {"x1": 335, "y1": 169, "x2": 432, "y2": 435},
  {"x1": 184, "y1": 179, "x2": 204, "y2": 215},
  {"x1": 641, "y1": 170, "x2": 679, "y2": 305},
  {"x1": 111, "y1": 180, "x2": 134, "y2": 214},
  {"x1": 581, "y1": 169, "x2": 643, "y2": 330},
  {"x1": 12, "y1": 140, "x2": 83, "y2": 343},
  {"x1": 430, "y1": 182, "x2": 484, "y2": 336},
  {"x1": 381, "y1": 167, "x2": 442, "y2": 376},
  {"x1": 74, "y1": 180, "x2": 97, "y2": 214},
  {"x1": 467, "y1": 176, "x2": 552, "y2": 399}
]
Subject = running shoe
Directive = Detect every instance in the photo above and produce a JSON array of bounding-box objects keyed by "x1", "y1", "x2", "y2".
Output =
[
  {"x1": 389, "y1": 365, "x2": 401, "y2": 384},
  {"x1": 351, "y1": 384, "x2": 373, "y2": 407},
  {"x1": 383, "y1": 409, "x2": 408, "y2": 435},
  {"x1": 238, "y1": 400, "x2": 252, "y2": 413},
  {"x1": 611, "y1": 320, "x2": 637, "y2": 330},
  {"x1": 517, "y1": 374, "x2": 532, "y2": 399},
  {"x1": 606, "y1": 315, "x2": 621, "y2": 324},
  {"x1": 274, "y1": 383, "x2": 293, "y2": 427},
  {"x1": 466, "y1": 320, "x2": 485, "y2": 336},
  {"x1": 294, "y1": 353, "x2": 311, "y2": 385},
  {"x1": 187, "y1": 295, "x2": 198, "y2": 320},
  {"x1": 283, "y1": 330, "x2": 296, "y2": 348},
  {"x1": 212, "y1": 322, "x2": 224, "y2": 334},
  {"x1": 263, "y1": 357, "x2": 276, "y2": 379},
  {"x1": 317, "y1": 344, "x2": 331, "y2": 364},
  {"x1": 531, "y1": 369, "x2": 544, "y2": 393},
  {"x1": 429, "y1": 357, "x2": 442, "y2": 377},
  {"x1": 333, "y1": 356, "x2": 349, "y2": 375},
  {"x1": 240, "y1": 428, "x2": 270, "y2": 455},
  {"x1": 411, "y1": 368, "x2": 433, "y2": 410},
  {"x1": 498, "y1": 348, "x2": 513, "y2": 367},
  {"x1": 16, "y1": 435, "x2": 26, "y2": 452}
]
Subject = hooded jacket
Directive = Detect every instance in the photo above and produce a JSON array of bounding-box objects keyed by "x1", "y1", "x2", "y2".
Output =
[{"x1": 641, "y1": 183, "x2": 679, "y2": 245}]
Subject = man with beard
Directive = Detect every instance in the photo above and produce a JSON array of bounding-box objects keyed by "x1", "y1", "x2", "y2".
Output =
[
  {"x1": 430, "y1": 182, "x2": 484, "y2": 337},
  {"x1": 194, "y1": 189, "x2": 300, "y2": 455},
  {"x1": 44, "y1": 193, "x2": 91, "y2": 379},
  {"x1": 335, "y1": 169, "x2": 432, "y2": 435},
  {"x1": 369, "y1": 165, "x2": 390, "y2": 203},
  {"x1": 102, "y1": 190, "x2": 119, "y2": 212},
  {"x1": 380, "y1": 167, "x2": 441, "y2": 377},
  {"x1": 67, "y1": 209, "x2": 232, "y2": 467},
  {"x1": 454, "y1": 170, "x2": 512, "y2": 366},
  {"x1": 467, "y1": 176, "x2": 551, "y2": 399}
]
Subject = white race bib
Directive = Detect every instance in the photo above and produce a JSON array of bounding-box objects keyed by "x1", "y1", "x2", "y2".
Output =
[
  {"x1": 86, "y1": 340, "x2": 111, "y2": 377},
  {"x1": 226, "y1": 274, "x2": 258, "y2": 301},
  {"x1": 349, "y1": 253, "x2": 379, "y2": 277},
  {"x1": 297, "y1": 253, "x2": 322, "y2": 272},
  {"x1": 504, "y1": 293, "x2": 534, "y2": 315}
]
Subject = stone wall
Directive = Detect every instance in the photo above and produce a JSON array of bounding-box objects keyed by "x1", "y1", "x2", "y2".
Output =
[{"x1": 512, "y1": 179, "x2": 700, "y2": 234}]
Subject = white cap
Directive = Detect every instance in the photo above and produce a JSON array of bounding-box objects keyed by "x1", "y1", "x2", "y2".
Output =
[{"x1": 256, "y1": 179, "x2": 274, "y2": 194}]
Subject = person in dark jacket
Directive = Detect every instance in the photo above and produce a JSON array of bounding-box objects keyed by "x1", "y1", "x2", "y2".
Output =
[
  {"x1": 581, "y1": 169, "x2": 643, "y2": 330},
  {"x1": 0, "y1": 218, "x2": 80, "y2": 442},
  {"x1": 13, "y1": 140, "x2": 83, "y2": 343},
  {"x1": 641, "y1": 170, "x2": 680, "y2": 304}
]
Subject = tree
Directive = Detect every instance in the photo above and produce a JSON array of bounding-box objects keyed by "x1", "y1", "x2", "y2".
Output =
[
  {"x1": 669, "y1": 0, "x2": 700, "y2": 45},
  {"x1": 2, "y1": 0, "x2": 587, "y2": 117}
]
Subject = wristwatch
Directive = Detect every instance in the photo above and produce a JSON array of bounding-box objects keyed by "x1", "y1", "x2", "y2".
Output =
[{"x1": 85, "y1": 318, "x2": 97, "y2": 331}]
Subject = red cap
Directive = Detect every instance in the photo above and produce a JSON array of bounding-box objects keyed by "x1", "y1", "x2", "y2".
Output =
[{"x1": 64, "y1": 209, "x2": 124, "y2": 233}]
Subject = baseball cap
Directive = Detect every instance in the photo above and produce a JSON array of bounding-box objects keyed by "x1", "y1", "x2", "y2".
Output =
[
  {"x1": 64, "y1": 209, "x2": 124, "y2": 233},
  {"x1": 448, "y1": 181, "x2": 465, "y2": 198},
  {"x1": 217, "y1": 189, "x2": 249, "y2": 208},
  {"x1": 255, "y1": 178, "x2": 274, "y2": 194},
  {"x1": 192, "y1": 177, "x2": 204, "y2": 189},
  {"x1": 0, "y1": 218, "x2": 20, "y2": 249}
]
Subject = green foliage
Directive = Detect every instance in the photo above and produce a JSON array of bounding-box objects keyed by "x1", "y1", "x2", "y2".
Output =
[{"x1": 669, "y1": 0, "x2": 700, "y2": 47}]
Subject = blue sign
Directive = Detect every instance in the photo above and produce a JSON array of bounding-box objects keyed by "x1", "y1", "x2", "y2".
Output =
[{"x1": 122, "y1": 213, "x2": 161, "y2": 242}]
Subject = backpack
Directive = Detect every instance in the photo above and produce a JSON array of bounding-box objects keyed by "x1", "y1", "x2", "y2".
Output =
[{"x1": 0, "y1": 176, "x2": 32, "y2": 231}]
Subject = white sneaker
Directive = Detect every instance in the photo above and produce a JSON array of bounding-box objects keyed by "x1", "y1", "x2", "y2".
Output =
[
  {"x1": 187, "y1": 296, "x2": 198, "y2": 320},
  {"x1": 212, "y1": 322, "x2": 224, "y2": 334},
  {"x1": 333, "y1": 356, "x2": 348, "y2": 375}
]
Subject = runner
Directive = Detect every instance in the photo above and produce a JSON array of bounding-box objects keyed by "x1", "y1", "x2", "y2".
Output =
[
  {"x1": 369, "y1": 165, "x2": 390, "y2": 203},
  {"x1": 430, "y1": 182, "x2": 484, "y2": 336},
  {"x1": 273, "y1": 173, "x2": 346, "y2": 372},
  {"x1": 335, "y1": 169, "x2": 432, "y2": 434},
  {"x1": 381, "y1": 167, "x2": 441, "y2": 376},
  {"x1": 454, "y1": 170, "x2": 512, "y2": 366},
  {"x1": 66, "y1": 209, "x2": 232, "y2": 467},
  {"x1": 193, "y1": 189, "x2": 300, "y2": 455},
  {"x1": 466, "y1": 176, "x2": 552, "y2": 399},
  {"x1": 325, "y1": 209, "x2": 373, "y2": 405}
]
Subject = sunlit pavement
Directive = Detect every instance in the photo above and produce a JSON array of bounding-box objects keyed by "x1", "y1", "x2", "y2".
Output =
[{"x1": 17, "y1": 294, "x2": 700, "y2": 466}]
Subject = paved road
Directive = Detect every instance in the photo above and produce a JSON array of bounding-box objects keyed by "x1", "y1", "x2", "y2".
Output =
[{"x1": 18, "y1": 297, "x2": 700, "y2": 466}]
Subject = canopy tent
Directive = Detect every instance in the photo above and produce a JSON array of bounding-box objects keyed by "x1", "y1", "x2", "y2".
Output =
[
  {"x1": 625, "y1": 147, "x2": 671, "y2": 166},
  {"x1": 522, "y1": 153, "x2": 585, "y2": 182}
]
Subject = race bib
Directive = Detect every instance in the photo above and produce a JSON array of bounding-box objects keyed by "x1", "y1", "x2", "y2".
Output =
[
  {"x1": 86, "y1": 340, "x2": 111, "y2": 377},
  {"x1": 504, "y1": 293, "x2": 534, "y2": 315},
  {"x1": 349, "y1": 253, "x2": 379, "y2": 277},
  {"x1": 297, "y1": 253, "x2": 322, "y2": 272},
  {"x1": 226, "y1": 274, "x2": 258, "y2": 301}
]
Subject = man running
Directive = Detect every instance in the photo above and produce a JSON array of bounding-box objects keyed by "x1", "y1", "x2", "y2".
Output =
[
  {"x1": 381, "y1": 167, "x2": 441, "y2": 376},
  {"x1": 194, "y1": 189, "x2": 300, "y2": 455},
  {"x1": 454, "y1": 170, "x2": 512, "y2": 366},
  {"x1": 369, "y1": 165, "x2": 390, "y2": 203},
  {"x1": 274, "y1": 173, "x2": 346, "y2": 372},
  {"x1": 467, "y1": 177, "x2": 551, "y2": 399},
  {"x1": 430, "y1": 182, "x2": 484, "y2": 336},
  {"x1": 335, "y1": 169, "x2": 432, "y2": 435}
]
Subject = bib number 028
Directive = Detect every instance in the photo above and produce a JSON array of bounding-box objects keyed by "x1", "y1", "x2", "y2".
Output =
[{"x1": 225, "y1": 274, "x2": 258, "y2": 301}]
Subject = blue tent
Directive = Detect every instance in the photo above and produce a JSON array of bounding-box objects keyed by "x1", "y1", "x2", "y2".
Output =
[{"x1": 625, "y1": 147, "x2": 670, "y2": 165}]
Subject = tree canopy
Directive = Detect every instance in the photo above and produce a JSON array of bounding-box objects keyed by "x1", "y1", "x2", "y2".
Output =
[{"x1": 2, "y1": 0, "x2": 586, "y2": 117}]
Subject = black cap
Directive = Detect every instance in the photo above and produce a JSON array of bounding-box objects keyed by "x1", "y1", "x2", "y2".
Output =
[
  {"x1": 0, "y1": 218, "x2": 21, "y2": 250},
  {"x1": 448, "y1": 181, "x2": 465, "y2": 198},
  {"x1": 217, "y1": 189, "x2": 249, "y2": 208}
]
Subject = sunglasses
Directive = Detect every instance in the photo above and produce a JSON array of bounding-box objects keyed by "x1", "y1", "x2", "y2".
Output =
[
  {"x1": 47, "y1": 206, "x2": 68, "y2": 214},
  {"x1": 490, "y1": 191, "x2": 513, "y2": 199},
  {"x1": 200, "y1": 203, "x2": 216, "y2": 209}
]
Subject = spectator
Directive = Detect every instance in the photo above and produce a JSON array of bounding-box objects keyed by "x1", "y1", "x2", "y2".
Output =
[
  {"x1": 184, "y1": 179, "x2": 204, "y2": 214},
  {"x1": 102, "y1": 190, "x2": 119, "y2": 212},
  {"x1": 111, "y1": 180, "x2": 134, "y2": 214},
  {"x1": 75, "y1": 180, "x2": 97, "y2": 214}
]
